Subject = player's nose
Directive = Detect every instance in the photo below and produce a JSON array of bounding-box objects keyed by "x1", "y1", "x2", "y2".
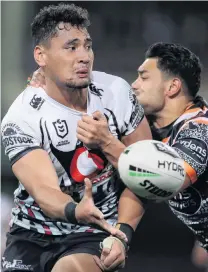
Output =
[
  {"x1": 78, "y1": 48, "x2": 91, "y2": 64},
  {"x1": 131, "y1": 78, "x2": 140, "y2": 91}
]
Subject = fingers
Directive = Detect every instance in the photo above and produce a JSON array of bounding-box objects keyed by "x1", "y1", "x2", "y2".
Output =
[
  {"x1": 79, "y1": 113, "x2": 105, "y2": 125},
  {"x1": 92, "y1": 218, "x2": 119, "y2": 234},
  {"x1": 77, "y1": 113, "x2": 109, "y2": 149},
  {"x1": 81, "y1": 111, "x2": 104, "y2": 122},
  {"x1": 98, "y1": 221, "x2": 127, "y2": 242},
  {"x1": 35, "y1": 71, "x2": 45, "y2": 82},
  {"x1": 37, "y1": 67, "x2": 44, "y2": 74},
  {"x1": 95, "y1": 238, "x2": 126, "y2": 272},
  {"x1": 103, "y1": 254, "x2": 118, "y2": 271},
  {"x1": 91, "y1": 208, "x2": 104, "y2": 220},
  {"x1": 92, "y1": 111, "x2": 104, "y2": 121},
  {"x1": 76, "y1": 126, "x2": 91, "y2": 138},
  {"x1": 76, "y1": 119, "x2": 96, "y2": 139},
  {"x1": 104, "y1": 256, "x2": 125, "y2": 271},
  {"x1": 100, "y1": 247, "x2": 111, "y2": 262},
  {"x1": 102, "y1": 240, "x2": 126, "y2": 271},
  {"x1": 83, "y1": 178, "x2": 93, "y2": 198},
  {"x1": 81, "y1": 114, "x2": 96, "y2": 124},
  {"x1": 30, "y1": 68, "x2": 45, "y2": 88},
  {"x1": 109, "y1": 227, "x2": 127, "y2": 242},
  {"x1": 76, "y1": 120, "x2": 99, "y2": 148},
  {"x1": 83, "y1": 179, "x2": 104, "y2": 219},
  {"x1": 93, "y1": 255, "x2": 105, "y2": 271},
  {"x1": 29, "y1": 78, "x2": 40, "y2": 88}
]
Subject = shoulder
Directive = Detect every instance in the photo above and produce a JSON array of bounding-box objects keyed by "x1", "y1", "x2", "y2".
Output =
[
  {"x1": 1, "y1": 86, "x2": 46, "y2": 130},
  {"x1": 91, "y1": 71, "x2": 131, "y2": 99},
  {"x1": 174, "y1": 97, "x2": 208, "y2": 127},
  {"x1": 92, "y1": 71, "x2": 130, "y2": 88},
  {"x1": 172, "y1": 106, "x2": 208, "y2": 163},
  {"x1": 177, "y1": 105, "x2": 208, "y2": 134}
]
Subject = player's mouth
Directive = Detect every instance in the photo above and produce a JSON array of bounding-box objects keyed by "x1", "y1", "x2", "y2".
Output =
[
  {"x1": 133, "y1": 90, "x2": 140, "y2": 97},
  {"x1": 76, "y1": 68, "x2": 89, "y2": 78}
]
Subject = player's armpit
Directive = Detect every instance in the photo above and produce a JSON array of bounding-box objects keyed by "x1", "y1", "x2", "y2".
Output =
[{"x1": 12, "y1": 148, "x2": 73, "y2": 220}]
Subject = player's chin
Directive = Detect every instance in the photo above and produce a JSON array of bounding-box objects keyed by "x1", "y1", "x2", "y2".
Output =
[
  {"x1": 66, "y1": 78, "x2": 90, "y2": 89},
  {"x1": 135, "y1": 94, "x2": 146, "y2": 105},
  {"x1": 76, "y1": 76, "x2": 91, "y2": 88},
  {"x1": 139, "y1": 101, "x2": 157, "y2": 116},
  {"x1": 138, "y1": 101, "x2": 151, "y2": 114}
]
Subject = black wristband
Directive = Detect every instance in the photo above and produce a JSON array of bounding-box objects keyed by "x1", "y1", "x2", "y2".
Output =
[
  {"x1": 64, "y1": 202, "x2": 78, "y2": 224},
  {"x1": 116, "y1": 223, "x2": 134, "y2": 246}
]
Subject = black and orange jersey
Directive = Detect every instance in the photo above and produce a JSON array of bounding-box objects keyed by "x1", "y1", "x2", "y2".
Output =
[{"x1": 150, "y1": 96, "x2": 208, "y2": 251}]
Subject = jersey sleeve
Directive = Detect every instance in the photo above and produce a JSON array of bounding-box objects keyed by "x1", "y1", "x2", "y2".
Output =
[
  {"x1": 1, "y1": 113, "x2": 42, "y2": 166},
  {"x1": 111, "y1": 77, "x2": 145, "y2": 136},
  {"x1": 171, "y1": 118, "x2": 208, "y2": 183}
]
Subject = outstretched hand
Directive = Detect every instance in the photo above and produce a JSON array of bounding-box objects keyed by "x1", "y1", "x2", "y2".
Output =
[{"x1": 75, "y1": 178, "x2": 127, "y2": 242}]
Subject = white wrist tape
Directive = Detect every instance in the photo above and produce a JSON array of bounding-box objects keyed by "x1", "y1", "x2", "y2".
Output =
[
  {"x1": 100, "y1": 236, "x2": 125, "y2": 251},
  {"x1": 100, "y1": 236, "x2": 126, "y2": 269}
]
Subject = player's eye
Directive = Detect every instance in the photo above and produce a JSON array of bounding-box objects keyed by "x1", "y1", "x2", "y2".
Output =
[
  {"x1": 69, "y1": 46, "x2": 76, "y2": 51},
  {"x1": 140, "y1": 76, "x2": 148, "y2": 80},
  {"x1": 86, "y1": 44, "x2": 92, "y2": 50}
]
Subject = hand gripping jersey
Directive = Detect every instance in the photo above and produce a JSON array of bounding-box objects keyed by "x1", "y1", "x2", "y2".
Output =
[
  {"x1": 150, "y1": 96, "x2": 208, "y2": 251},
  {"x1": 1, "y1": 71, "x2": 144, "y2": 236}
]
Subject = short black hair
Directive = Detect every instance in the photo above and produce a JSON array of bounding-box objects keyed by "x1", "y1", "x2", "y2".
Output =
[
  {"x1": 31, "y1": 3, "x2": 90, "y2": 46},
  {"x1": 145, "y1": 42, "x2": 202, "y2": 97}
]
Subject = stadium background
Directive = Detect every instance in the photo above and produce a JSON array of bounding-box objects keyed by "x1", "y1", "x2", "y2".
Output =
[{"x1": 1, "y1": 1, "x2": 208, "y2": 271}]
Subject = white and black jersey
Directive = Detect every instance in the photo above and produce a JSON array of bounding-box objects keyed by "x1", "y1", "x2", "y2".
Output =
[{"x1": 1, "y1": 71, "x2": 144, "y2": 236}]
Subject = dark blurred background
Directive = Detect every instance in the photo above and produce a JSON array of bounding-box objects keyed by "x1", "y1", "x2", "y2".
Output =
[{"x1": 1, "y1": 1, "x2": 208, "y2": 271}]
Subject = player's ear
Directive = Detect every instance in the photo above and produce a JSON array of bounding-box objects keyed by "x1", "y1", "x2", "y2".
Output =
[
  {"x1": 34, "y1": 45, "x2": 46, "y2": 67},
  {"x1": 165, "y1": 78, "x2": 182, "y2": 98}
]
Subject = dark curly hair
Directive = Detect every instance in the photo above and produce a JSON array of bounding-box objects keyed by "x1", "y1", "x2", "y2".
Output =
[
  {"x1": 145, "y1": 42, "x2": 202, "y2": 98},
  {"x1": 31, "y1": 3, "x2": 90, "y2": 46}
]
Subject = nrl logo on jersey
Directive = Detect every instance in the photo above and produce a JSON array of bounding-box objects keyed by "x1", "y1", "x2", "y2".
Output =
[{"x1": 53, "y1": 119, "x2": 69, "y2": 138}]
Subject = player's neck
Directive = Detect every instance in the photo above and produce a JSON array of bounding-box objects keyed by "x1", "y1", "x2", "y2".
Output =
[
  {"x1": 153, "y1": 97, "x2": 193, "y2": 128},
  {"x1": 44, "y1": 79, "x2": 88, "y2": 112}
]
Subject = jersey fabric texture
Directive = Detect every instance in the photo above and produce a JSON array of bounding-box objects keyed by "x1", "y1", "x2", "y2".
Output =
[
  {"x1": 1, "y1": 71, "x2": 144, "y2": 236},
  {"x1": 150, "y1": 96, "x2": 208, "y2": 251}
]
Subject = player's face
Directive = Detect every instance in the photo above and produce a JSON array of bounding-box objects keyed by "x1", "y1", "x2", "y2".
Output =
[
  {"x1": 131, "y1": 58, "x2": 168, "y2": 115},
  {"x1": 41, "y1": 24, "x2": 94, "y2": 89}
]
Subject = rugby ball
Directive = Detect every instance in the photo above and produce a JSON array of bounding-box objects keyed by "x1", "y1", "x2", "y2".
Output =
[{"x1": 118, "y1": 140, "x2": 186, "y2": 201}]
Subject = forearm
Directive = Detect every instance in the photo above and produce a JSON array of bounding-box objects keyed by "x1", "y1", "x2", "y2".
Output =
[
  {"x1": 101, "y1": 118, "x2": 152, "y2": 169},
  {"x1": 101, "y1": 135, "x2": 126, "y2": 168},
  {"x1": 117, "y1": 188, "x2": 145, "y2": 231},
  {"x1": 34, "y1": 185, "x2": 74, "y2": 220},
  {"x1": 12, "y1": 149, "x2": 75, "y2": 222}
]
